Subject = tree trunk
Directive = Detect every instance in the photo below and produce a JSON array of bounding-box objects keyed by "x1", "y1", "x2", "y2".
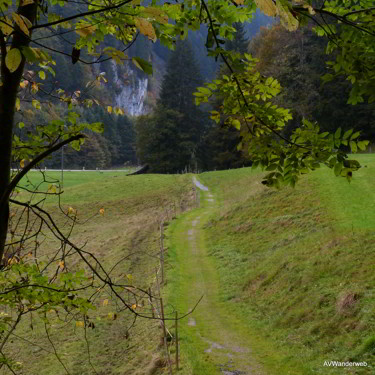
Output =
[{"x1": 0, "y1": 1, "x2": 38, "y2": 261}]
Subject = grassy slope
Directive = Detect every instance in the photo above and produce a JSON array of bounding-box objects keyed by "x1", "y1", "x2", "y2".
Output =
[
  {"x1": 7, "y1": 171, "x2": 194, "y2": 375},
  {"x1": 166, "y1": 192, "x2": 300, "y2": 375},
  {"x1": 196, "y1": 154, "x2": 375, "y2": 374}
]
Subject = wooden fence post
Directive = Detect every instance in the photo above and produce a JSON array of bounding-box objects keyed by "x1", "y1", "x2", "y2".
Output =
[
  {"x1": 160, "y1": 221, "x2": 164, "y2": 284},
  {"x1": 160, "y1": 298, "x2": 173, "y2": 375},
  {"x1": 148, "y1": 287, "x2": 155, "y2": 318},
  {"x1": 175, "y1": 311, "x2": 179, "y2": 371}
]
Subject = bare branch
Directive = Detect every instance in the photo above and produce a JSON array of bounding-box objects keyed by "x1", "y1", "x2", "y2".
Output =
[
  {"x1": 31, "y1": 0, "x2": 133, "y2": 31},
  {"x1": 1, "y1": 134, "x2": 85, "y2": 208},
  {"x1": 44, "y1": 322, "x2": 71, "y2": 375}
]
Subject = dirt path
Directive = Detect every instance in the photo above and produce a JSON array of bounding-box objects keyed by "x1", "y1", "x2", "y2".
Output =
[{"x1": 167, "y1": 179, "x2": 266, "y2": 375}]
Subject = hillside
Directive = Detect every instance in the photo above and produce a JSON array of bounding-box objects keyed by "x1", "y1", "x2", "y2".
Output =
[{"x1": 166, "y1": 155, "x2": 375, "y2": 374}]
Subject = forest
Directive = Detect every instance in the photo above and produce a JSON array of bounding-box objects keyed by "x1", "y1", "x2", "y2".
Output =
[
  {"x1": 1, "y1": 0, "x2": 375, "y2": 374},
  {"x1": 15, "y1": 10, "x2": 374, "y2": 174}
]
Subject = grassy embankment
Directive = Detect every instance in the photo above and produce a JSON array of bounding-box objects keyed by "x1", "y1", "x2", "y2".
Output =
[
  {"x1": 7, "y1": 171, "x2": 194, "y2": 375},
  {"x1": 166, "y1": 154, "x2": 375, "y2": 374}
]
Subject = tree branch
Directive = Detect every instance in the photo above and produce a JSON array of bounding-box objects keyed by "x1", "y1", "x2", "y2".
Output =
[
  {"x1": 30, "y1": 0, "x2": 133, "y2": 31},
  {"x1": 200, "y1": 0, "x2": 310, "y2": 150},
  {"x1": 0, "y1": 134, "x2": 85, "y2": 208},
  {"x1": 343, "y1": 7, "x2": 375, "y2": 18}
]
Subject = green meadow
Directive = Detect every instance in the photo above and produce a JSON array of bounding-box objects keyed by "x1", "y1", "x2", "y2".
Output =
[
  {"x1": 197, "y1": 154, "x2": 375, "y2": 374},
  {"x1": 9, "y1": 156, "x2": 375, "y2": 374},
  {"x1": 9, "y1": 171, "x2": 195, "y2": 375}
]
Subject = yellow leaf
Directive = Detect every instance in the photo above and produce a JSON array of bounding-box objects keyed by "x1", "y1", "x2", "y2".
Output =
[
  {"x1": 59, "y1": 260, "x2": 65, "y2": 270},
  {"x1": 5, "y1": 48, "x2": 22, "y2": 73},
  {"x1": 114, "y1": 107, "x2": 124, "y2": 115},
  {"x1": 68, "y1": 207, "x2": 75, "y2": 215},
  {"x1": 31, "y1": 82, "x2": 39, "y2": 93},
  {"x1": 135, "y1": 18, "x2": 157, "y2": 42},
  {"x1": 75, "y1": 24, "x2": 97, "y2": 38},
  {"x1": 126, "y1": 274, "x2": 133, "y2": 281},
  {"x1": 12, "y1": 13, "x2": 31, "y2": 36},
  {"x1": 275, "y1": 0, "x2": 299, "y2": 31},
  {"x1": 48, "y1": 184, "x2": 57, "y2": 194},
  {"x1": 102, "y1": 299, "x2": 109, "y2": 306},
  {"x1": 303, "y1": 4, "x2": 316, "y2": 15},
  {"x1": 76, "y1": 321, "x2": 84, "y2": 327},
  {"x1": 254, "y1": 0, "x2": 277, "y2": 17},
  {"x1": 19, "y1": 80, "x2": 28, "y2": 88},
  {"x1": 107, "y1": 106, "x2": 112, "y2": 114},
  {"x1": 32, "y1": 99, "x2": 41, "y2": 109},
  {"x1": 0, "y1": 16, "x2": 13, "y2": 36},
  {"x1": 15, "y1": 98, "x2": 20, "y2": 111},
  {"x1": 141, "y1": 7, "x2": 168, "y2": 24},
  {"x1": 131, "y1": 304, "x2": 137, "y2": 310},
  {"x1": 38, "y1": 70, "x2": 46, "y2": 80},
  {"x1": 21, "y1": 0, "x2": 34, "y2": 5},
  {"x1": 233, "y1": 0, "x2": 244, "y2": 4},
  {"x1": 8, "y1": 257, "x2": 19, "y2": 265},
  {"x1": 20, "y1": 159, "x2": 25, "y2": 168},
  {"x1": 99, "y1": 208, "x2": 105, "y2": 215}
]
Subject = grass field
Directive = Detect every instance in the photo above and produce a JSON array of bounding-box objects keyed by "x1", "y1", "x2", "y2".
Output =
[
  {"x1": 195, "y1": 154, "x2": 375, "y2": 374},
  {"x1": 6, "y1": 156, "x2": 375, "y2": 374},
  {"x1": 6, "y1": 171, "x2": 195, "y2": 375}
]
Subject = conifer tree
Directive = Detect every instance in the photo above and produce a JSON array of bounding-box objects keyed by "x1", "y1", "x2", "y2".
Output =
[
  {"x1": 226, "y1": 23, "x2": 249, "y2": 55},
  {"x1": 136, "y1": 40, "x2": 206, "y2": 173},
  {"x1": 201, "y1": 23, "x2": 251, "y2": 171},
  {"x1": 159, "y1": 40, "x2": 205, "y2": 147}
]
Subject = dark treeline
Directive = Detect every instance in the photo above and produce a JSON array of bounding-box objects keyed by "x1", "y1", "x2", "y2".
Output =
[
  {"x1": 137, "y1": 20, "x2": 375, "y2": 174},
  {"x1": 249, "y1": 24, "x2": 375, "y2": 141}
]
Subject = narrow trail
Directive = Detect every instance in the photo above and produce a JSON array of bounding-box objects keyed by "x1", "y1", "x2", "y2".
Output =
[{"x1": 168, "y1": 178, "x2": 266, "y2": 375}]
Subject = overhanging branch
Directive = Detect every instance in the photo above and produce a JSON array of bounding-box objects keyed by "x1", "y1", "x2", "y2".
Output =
[
  {"x1": 0, "y1": 134, "x2": 85, "y2": 208},
  {"x1": 30, "y1": 0, "x2": 133, "y2": 31}
]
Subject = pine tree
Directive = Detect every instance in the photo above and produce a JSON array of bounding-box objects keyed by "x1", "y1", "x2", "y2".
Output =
[
  {"x1": 159, "y1": 39, "x2": 205, "y2": 147},
  {"x1": 226, "y1": 22, "x2": 249, "y2": 54},
  {"x1": 136, "y1": 40, "x2": 206, "y2": 173},
  {"x1": 200, "y1": 23, "x2": 251, "y2": 171}
]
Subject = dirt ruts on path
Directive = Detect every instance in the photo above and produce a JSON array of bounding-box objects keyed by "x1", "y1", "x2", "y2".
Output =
[{"x1": 177, "y1": 178, "x2": 265, "y2": 375}]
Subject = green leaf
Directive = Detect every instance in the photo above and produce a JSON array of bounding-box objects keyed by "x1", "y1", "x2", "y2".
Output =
[
  {"x1": 197, "y1": 86, "x2": 211, "y2": 95},
  {"x1": 350, "y1": 131, "x2": 360, "y2": 140},
  {"x1": 5, "y1": 48, "x2": 22, "y2": 73},
  {"x1": 334, "y1": 162, "x2": 343, "y2": 176},
  {"x1": 349, "y1": 141, "x2": 357, "y2": 153},
  {"x1": 132, "y1": 57, "x2": 153, "y2": 75},
  {"x1": 38, "y1": 70, "x2": 46, "y2": 80},
  {"x1": 343, "y1": 129, "x2": 353, "y2": 140},
  {"x1": 21, "y1": 46, "x2": 37, "y2": 63},
  {"x1": 334, "y1": 127, "x2": 341, "y2": 139},
  {"x1": 357, "y1": 140, "x2": 369, "y2": 151},
  {"x1": 266, "y1": 164, "x2": 278, "y2": 171},
  {"x1": 232, "y1": 119, "x2": 241, "y2": 130}
]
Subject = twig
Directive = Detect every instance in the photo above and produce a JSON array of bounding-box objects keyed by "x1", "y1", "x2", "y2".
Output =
[{"x1": 44, "y1": 322, "x2": 71, "y2": 375}]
